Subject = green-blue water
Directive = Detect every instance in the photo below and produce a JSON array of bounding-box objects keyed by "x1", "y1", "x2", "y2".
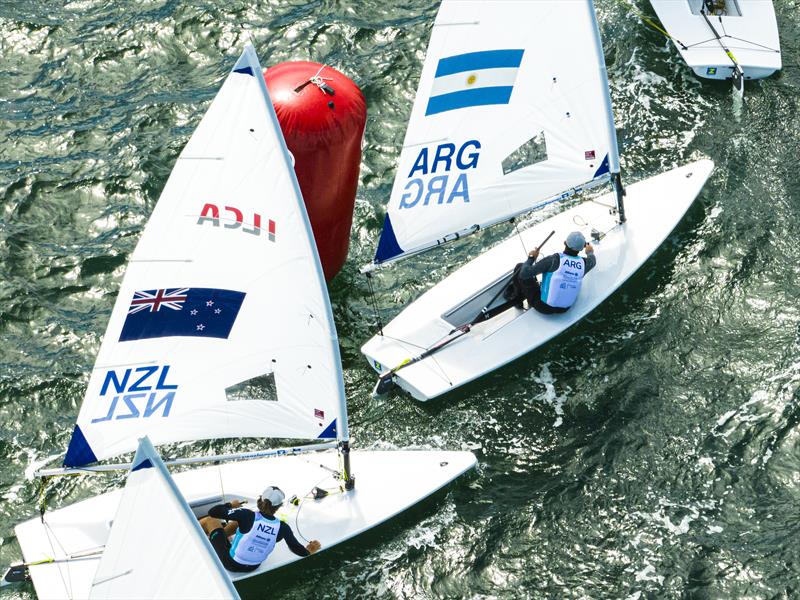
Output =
[{"x1": 1, "y1": 1, "x2": 799, "y2": 598}]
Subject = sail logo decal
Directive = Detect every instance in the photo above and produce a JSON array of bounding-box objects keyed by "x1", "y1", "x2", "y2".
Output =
[
  {"x1": 92, "y1": 365, "x2": 177, "y2": 423},
  {"x1": 399, "y1": 140, "x2": 480, "y2": 209},
  {"x1": 256, "y1": 522, "x2": 277, "y2": 535},
  {"x1": 426, "y1": 49, "x2": 524, "y2": 116},
  {"x1": 197, "y1": 203, "x2": 276, "y2": 242},
  {"x1": 127, "y1": 288, "x2": 188, "y2": 315},
  {"x1": 119, "y1": 288, "x2": 246, "y2": 341}
]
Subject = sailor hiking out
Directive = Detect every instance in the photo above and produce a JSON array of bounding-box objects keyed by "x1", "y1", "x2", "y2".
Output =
[
  {"x1": 200, "y1": 486, "x2": 321, "y2": 572},
  {"x1": 505, "y1": 231, "x2": 596, "y2": 314}
]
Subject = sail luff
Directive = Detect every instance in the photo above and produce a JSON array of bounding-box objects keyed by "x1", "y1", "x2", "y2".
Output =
[
  {"x1": 246, "y1": 46, "x2": 350, "y2": 444},
  {"x1": 586, "y1": 0, "x2": 621, "y2": 176}
]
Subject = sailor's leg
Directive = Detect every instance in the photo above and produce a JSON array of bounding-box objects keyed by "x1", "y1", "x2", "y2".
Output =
[
  {"x1": 223, "y1": 520, "x2": 238, "y2": 538},
  {"x1": 503, "y1": 263, "x2": 525, "y2": 307},
  {"x1": 520, "y1": 274, "x2": 541, "y2": 309},
  {"x1": 200, "y1": 516, "x2": 224, "y2": 536},
  {"x1": 518, "y1": 275, "x2": 563, "y2": 314}
]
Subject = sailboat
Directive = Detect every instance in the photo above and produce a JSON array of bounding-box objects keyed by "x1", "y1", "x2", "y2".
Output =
[
  {"x1": 360, "y1": 0, "x2": 714, "y2": 401},
  {"x1": 10, "y1": 44, "x2": 476, "y2": 599},
  {"x1": 648, "y1": 0, "x2": 781, "y2": 95}
]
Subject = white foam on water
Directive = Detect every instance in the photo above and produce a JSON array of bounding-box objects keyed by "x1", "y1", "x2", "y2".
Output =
[
  {"x1": 715, "y1": 410, "x2": 737, "y2": 429},
  {"x1": 659, "y1": 513, "x2": 694, "y2": 535},
  {"x1": 531, "y1": 363, "x2": 568, "y2": 428},
  {"x1": 634, "y1": 564, "x2": 664, "y2": 585},
  {"x1": 24, "y1": 451, "x2": 63, "y2": 480}
]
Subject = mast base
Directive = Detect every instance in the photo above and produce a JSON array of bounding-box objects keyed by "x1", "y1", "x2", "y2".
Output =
[{"x1": 340, "y1": 440, "x2": 355, "y2": 491}]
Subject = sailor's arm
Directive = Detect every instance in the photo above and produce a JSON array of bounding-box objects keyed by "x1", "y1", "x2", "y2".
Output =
[
  {"x1": 583, "y1": 243, "x2": 596, "y2": 273},
  {"x1": 522, "y1": 251, "x2": 559, "y2": 277},
  {"x1": 207, "y1": 500, "x2": 250, "y2": 529},
  {"x1": 278, "y1": 521, "x2": 321, "y2": 556}
]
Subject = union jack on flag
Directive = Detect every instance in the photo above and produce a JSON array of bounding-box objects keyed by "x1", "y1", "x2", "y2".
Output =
[
  {"x1": 120, "y1": 287, "x2": 246, "y2": 342},
  {"x1": 128, "y1": 288, "x2": 189, "y2": 315}
]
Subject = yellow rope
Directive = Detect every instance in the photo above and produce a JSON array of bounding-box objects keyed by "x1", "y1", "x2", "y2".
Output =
[
  {"x1": 618, "y1": 0, "x2": 689, "y2": 49},
  {"x1": 38, "y1": 476, "x2": 48, "y2": 520}
]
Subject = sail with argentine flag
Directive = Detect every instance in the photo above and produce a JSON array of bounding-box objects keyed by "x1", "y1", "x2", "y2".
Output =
[
  {"x1": 426, "y1": 49, "x2": 524, "y2": 115},
  {"x1": 366, "y1": 0, "x2": 619, "y2": 269}
]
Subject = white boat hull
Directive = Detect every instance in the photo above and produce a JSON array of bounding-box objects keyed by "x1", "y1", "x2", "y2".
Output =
[
  {"x1": 362, "y1": 160, "x2": 714, "y2": 401},
  {"x1": 15, "y1": 449, "x2": 476, "y2": 599},
  {"x1": 649, "y1": 0, "x2": 781, "y2": 80}
]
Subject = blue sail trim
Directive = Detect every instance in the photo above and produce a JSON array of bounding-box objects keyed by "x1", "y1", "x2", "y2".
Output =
[
  {"x1": 593, "y1": 154, "x2": 610, "y2": 179},
  {"x1": 318, "y1": 419, "x2": 337, "y2": 439},
  {"x1": 232, "y1": 48, "x2": 256, "y2": 77},
  {"x1": 426, "y1": 86, "x2": 514, "y2": 116},
  {"x1": 132, "y1": 458, "x2": 154, "y2": 472},
  {"x1": 64, "y1": 425, "x2": 98, "y2": 467},
  {"x1": 131, "y1": 437, "x2": 158, "y2": 472},
  {"x1": 435, "y1": 49, "x2": 525, "y2": 77},
  {"x1": 374, "y1": 213, "x2": 404, "y2": 264}
]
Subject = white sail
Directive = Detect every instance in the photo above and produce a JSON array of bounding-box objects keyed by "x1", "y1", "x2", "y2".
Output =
[
  {"x1": 372, "y1": 0, "x2": 619, "y2": 266},
  {"x1": 65, "y1": 44, "x2": 348, "y2": 467},
  {"x1": 90, "y1": 437, "x2": 240, "y2": 600}
]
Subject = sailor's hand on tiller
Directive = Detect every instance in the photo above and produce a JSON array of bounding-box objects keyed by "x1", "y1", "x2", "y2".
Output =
[
  {"x1": 229, "y1": 499, "x2": 245, "y2": 508},
  {"x1": 306, "y1": 540, "x2": 321, "y2": 554},
  {"x1": 584, "y1": 243, "x2": 594, "y2": 254},
  {"x1": 528, "y1": 249, "x2": 539, "y2": 259}
]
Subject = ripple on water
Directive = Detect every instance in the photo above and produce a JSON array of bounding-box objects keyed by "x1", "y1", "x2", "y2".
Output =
[{"x1": 2, "y1": 0, "x2": 800, "y2": 598}]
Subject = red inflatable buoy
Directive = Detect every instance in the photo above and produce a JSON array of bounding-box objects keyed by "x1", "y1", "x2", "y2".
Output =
[{"x1": 264, "y1": 62, "x2": 366, "y2": 281}]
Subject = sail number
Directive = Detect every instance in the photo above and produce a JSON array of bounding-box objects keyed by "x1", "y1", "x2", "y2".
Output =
[
  {"x1": 399, "y1": 140, "x2": 480, "y2": 209},
  {"x1": 91, "y1": 365, "x2": 177, "y2": 423}
]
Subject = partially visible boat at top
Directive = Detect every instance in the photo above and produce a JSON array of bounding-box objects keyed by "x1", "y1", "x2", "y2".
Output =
[
  {"x1": 360, "y1": 0, "x2": 714, "y2": 401},
  {"x1": 648, "y1": 0, "x2": 781, "y2": 95},
  {"x1": 8, "y1": 43, "x2": 476, "y2": 599}
]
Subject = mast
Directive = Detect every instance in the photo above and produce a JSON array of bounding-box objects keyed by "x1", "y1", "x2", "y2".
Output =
[
  {"x1": 250, "y1": 46, "x2": 354, "y2": 489},
  {"x1": 587, "y1": 0, "x2": 626, "y2": 224}
]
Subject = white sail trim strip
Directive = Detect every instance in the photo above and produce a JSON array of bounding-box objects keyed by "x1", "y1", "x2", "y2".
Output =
[{"x1": 429, "y1": 67, "x2": 520, "y2": 96}]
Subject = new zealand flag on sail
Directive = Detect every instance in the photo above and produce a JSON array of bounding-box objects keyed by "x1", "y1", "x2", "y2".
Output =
[{"x1": 119, "y1": 287, "x2": 246, "y2": 342}]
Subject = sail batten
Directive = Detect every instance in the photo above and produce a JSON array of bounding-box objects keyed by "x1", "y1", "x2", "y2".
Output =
[
  {"x1": 65, "y1": 44, "x2": 348, "y2": 467},
  {"x1": 370, "y1": 0, "x2": 620, "y2": 268}
]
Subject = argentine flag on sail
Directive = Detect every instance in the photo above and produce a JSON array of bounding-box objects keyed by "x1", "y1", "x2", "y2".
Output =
[{"x1": 425, "y1": 49, "x2": 524, "y2": 116}]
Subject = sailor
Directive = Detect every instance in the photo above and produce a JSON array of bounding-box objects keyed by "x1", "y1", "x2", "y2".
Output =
[
  {"x1": 509, "y1": 231, "x2": 596, "y2": 314},
  {"x1": 200, "y1": 486, "x2": 321, "y2": 572}
]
